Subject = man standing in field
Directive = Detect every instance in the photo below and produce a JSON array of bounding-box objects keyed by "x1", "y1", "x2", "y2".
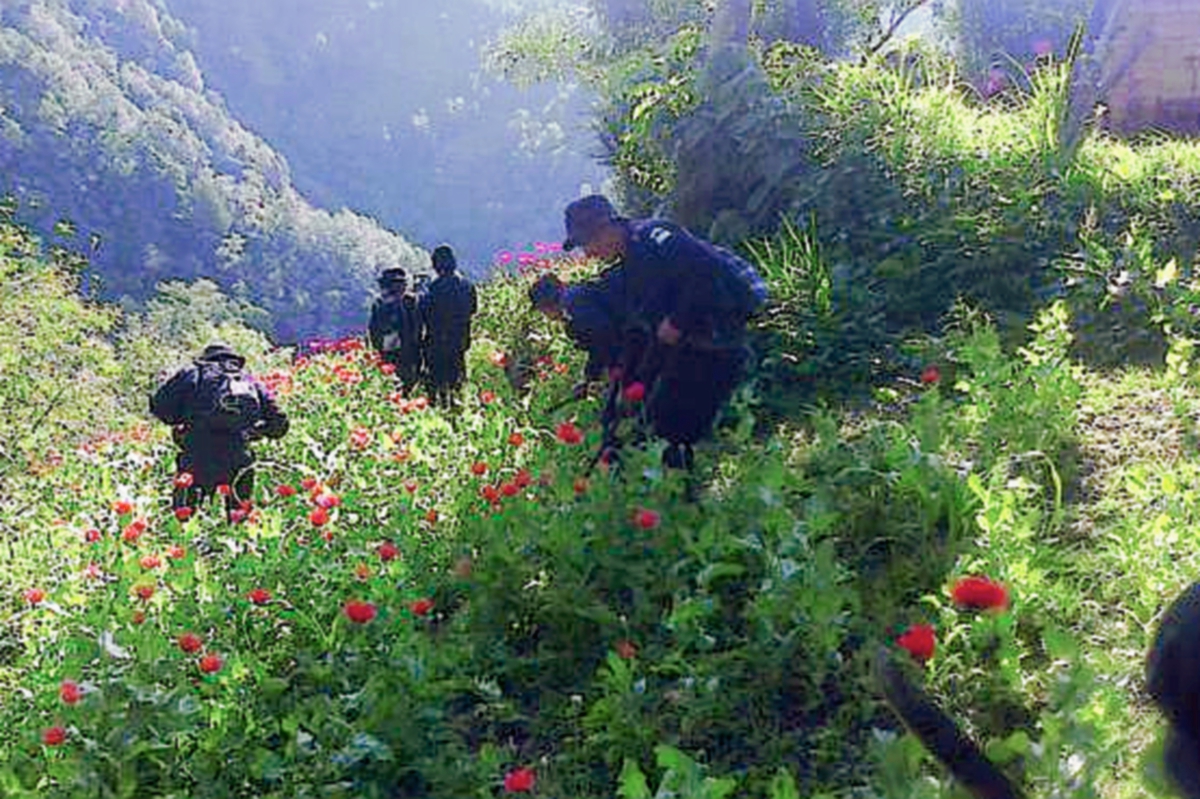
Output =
[
  {"x1": 559, "y1": 194, "x2": 768, "y2": 470},
  {"x1": 150, "y1": 343, "x2": 290, "y2": 520},
  {"x1": 419, "y1": 245, "x2": 478, "y2": 406}
]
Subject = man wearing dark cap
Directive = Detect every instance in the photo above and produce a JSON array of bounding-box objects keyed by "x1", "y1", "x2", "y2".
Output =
[
  {"x1": 150, "y1": 343, "x2": 289, "y2": 520},
  {"x1": 560, "y1": 194, "x2": 768, "y2": 470},
  {"x1": 418, "y1": 245, "x2": 478, "y2": 406},
  {"x1": 368, "y1": 267, "x2": 422, "y2": 386}
]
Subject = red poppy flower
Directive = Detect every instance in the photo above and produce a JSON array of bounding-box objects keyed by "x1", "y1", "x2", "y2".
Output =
[
  {"x1": 920, "y1": 365, "x2": 941, "y2": 385},
  {"x1": 634, "y1": 508, "x2": 661, "y2": 530},
  {"x1": 135, "y1": 584, "x2": 155, "y2": 601},
  {"x1": 132, "y1": 610, "x2": 146, "y2": 625},
  {"x1": 490, "y1": 351, "x2": 509, "y2": 368},
  {"x1": 412, "y1": 397, "x2": 429, "y2": 411},
  {"x1": 314, "y1": 492, "x2": 341, "y2": 510},
  {"x1": 174, "y1": 472, "x2": 194, "y2": 489},
  {"x1": 166, "y1": 545, "x2": 186, "y2": 560},
  {"x1": 309, "y1": 507, "x2": 330, "y2": 527},
  {"x1": 59, "y1": 679, "x2": 82, "y2": 705},
  {"x1": 83, "y1": 562, "x2": 102, "y2": 580},
  {"x1": 471, "y1": 461, "x2": 489, "y2": 477},
  {"x1": 112, "y1": 499, "x2": 134, "y2": 515},
  {"x1": 121, "y1": 524, "x2": 142, "y2": 544},
  {"x1": 615, "y1": 639, "x2": 638, "y2": 660},
  {"x1": 216, "y1": 484, "x2": 232, "y2": 497},
  {"x1": 896, "y1": 623, "x2": 936, "y2": 662},
  {"x1": 247, "y1": 588, "x2": 271, "y2": 606},
  {"x1": 503, "y1": 767, "x2": 536, "y2": 793},
  {"x1": 514, "y1": 469, "x2": 533, "y2": 489},
  {"x1": 501, "y1": 482, "x2": 519, "y2": 498},
  {"x1": 556, "y1": 421, "x2": 583, "y2": 445},
  {"x1": 139, "y1": 554, "x2": 161, "y2": 570},
  {"x1": 508, "y1": 432, "x2": 524, "y2": 447},
  {"x1": 404, "y1": 480, "x2": 419, "y2": 494},
  {"x1": 230, "y1": 509, "x2": 248, "y2": 524},
  {"x1": 178, "y1": 633, "x2": 203, "y2": 654},
  {"x1": 23, "y1": 587, "x2": 45, "y2": 605},
  {"x1": 424, "y1": 509, "x2": 438, "y2": 524},
  {"x1": 42, "y1": 726, "x2": 67, "y2": 746},
  {"x1": 174, "y1": 506, "x2": 193, "y2": 522},
  {"x1": 300, "y1": 477, "x2": 319, "y2": 491},
  {"x1": 481, "y1": 485, "x2": 500, "y2": 503},
  {"x1": 573, "y1": 477, "x2": 588, "y2": 495},
  {"x1": 380, "y1": 363, "x2": 396, "y2": 375},
  {"x1": 410, "y1": 598, "x2": 435, "y2": 617},
  {"x1": 622, "y1": 382, "x2": 646, "y2": 403},
  {"x1": 198, "y1": 653, "x2": 223, "y2": 674},
  {"x1": 83, "y1": 528, "x2": 102, "y2": 543},
  {"x1": 349, "y1": 427, "x2": 371, "y2": 449},
  {"x1": 344, "y1": 600, "x2": 378, "y2": 624},
  {"x1": 950, "y1": 576, "x2": 1010, "y2": 611},
  {"x1": 321, "y1": 529, "x2": 334, "y2": 543},
  {"x1": 378, "y1": 541, "x2": 400, "y2": 562},
  {"x1": 275, "y1": 484, "x2": 298, "y2": 498},
  {"x1": 479, "y1": 390, "x2": 496, "y2": 405}
]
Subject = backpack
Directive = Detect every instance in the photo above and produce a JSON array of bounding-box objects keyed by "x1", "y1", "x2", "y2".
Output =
[
  {"x1": 706, "y1": 243, "x2": 769, "y2": 323},
  {"x1": 636, "y1": 221, "x2": 769, "y2": 327},
  {"x1": 376, "y1": 294, "x2": 417, "y2": 353},
  {"x1": 191, "y1": 361, "x2": 262, "y2": 434}
]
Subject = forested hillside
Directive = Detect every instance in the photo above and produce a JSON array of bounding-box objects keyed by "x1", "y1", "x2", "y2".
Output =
[
  {"x1": 163, "y1": 0, "x2": 608, "y2": 269},
  {"x1": 0, "y1": 0, "x2": 427, "y2": 342}
]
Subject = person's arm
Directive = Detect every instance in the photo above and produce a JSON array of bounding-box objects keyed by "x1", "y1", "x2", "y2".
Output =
[
  {"x1": 367, "y1": 301, "x2": 385, "y2": 351},
  {"x1": 872, "y1": 647, "x2": 1024, "y2": 799},
  {"x1": 253, "y1": 384, "x2": 289, "y2": 440},
  {"x1": 149, "y1": 367, "x2": 195, "y2": 426}
]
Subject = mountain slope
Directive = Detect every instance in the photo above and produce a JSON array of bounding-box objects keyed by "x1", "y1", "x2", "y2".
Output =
[{"x1": 0, "y1": 0, "x2": 427, "y2": 342}]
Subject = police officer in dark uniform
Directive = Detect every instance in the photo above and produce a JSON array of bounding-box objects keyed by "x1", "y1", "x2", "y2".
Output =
[
  {"x1": 418, "y1": 245, "x2": 478, "y2": 406},
  {"x1": 559, "y1": 195, "x2": 767, "y2": 470},
  {"x1": 529, "y1": 270, "x2": 626, "y2": 392},
  {"x1": 150, "y1": 343, "x2": 289, "y2": 519},
  {"x1": 368, "y1": 267, "x2": 422, "y2": 386}
]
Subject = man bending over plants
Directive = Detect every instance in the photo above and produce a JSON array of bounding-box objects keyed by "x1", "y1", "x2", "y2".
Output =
[{"x1": 557, "y1": 194, "x2": 768, "y2": 471}]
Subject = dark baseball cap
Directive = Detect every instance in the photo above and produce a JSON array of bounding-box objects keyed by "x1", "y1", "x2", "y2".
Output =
[
  {"x1": 378, "y1": 267, "x2": 407, "y2": 286},
  {"x1": 563, "y1": 194, "x2": 619, "y2": 251}
]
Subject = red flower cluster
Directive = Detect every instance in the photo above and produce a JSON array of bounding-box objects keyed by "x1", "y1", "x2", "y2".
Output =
[
  {"x1": 556, "y1": 421, "x2": 583, "y2": 445},
  {"x1": 950, "y1": 576, "x2": 1010, "y2": 611},
  {"x1": 344, "y1": 600, "x2": 378, "y2": 624},
  {"x1": 504, "y1": 767, "x2": 536, "y2": 793},
  {"x1": 896, "y1": 624, "x2": 936, "y2": 662},
  {"x1": 248, "y1": 588, "x2": 272, "y2": 606},
  {"x1": 174, "y1": 472, "x2": 194, "y2": 488},
  {"x1": 178, "y1": 633, "x2": 203, "y2": 654},
  {"x1": 378, "y1": 541, "x2": 400, "y2": 562}
]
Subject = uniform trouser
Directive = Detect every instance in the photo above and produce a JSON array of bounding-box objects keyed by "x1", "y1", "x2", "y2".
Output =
[
  {"x1": 172, "y1": 451, "x2": 254, "y2": 521},
  {"x1": 646, "y1": 343, "x2": 748, "y2": 447},
  {"x1": 425, "y1": 346, "x2": 467, "y2": 404},
  {"x1": 382, "y1": 349, "x2": 422, "y2": 389}
]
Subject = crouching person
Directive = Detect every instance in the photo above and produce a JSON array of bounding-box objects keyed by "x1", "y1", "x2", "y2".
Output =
[{"x1": 150, "y1": 343, "x2": 289, "y2": 521}]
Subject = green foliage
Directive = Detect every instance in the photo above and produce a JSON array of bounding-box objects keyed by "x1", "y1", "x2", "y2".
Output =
[{"x1": 0, "y1": 213, "x2": 126, "y2": 487}]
